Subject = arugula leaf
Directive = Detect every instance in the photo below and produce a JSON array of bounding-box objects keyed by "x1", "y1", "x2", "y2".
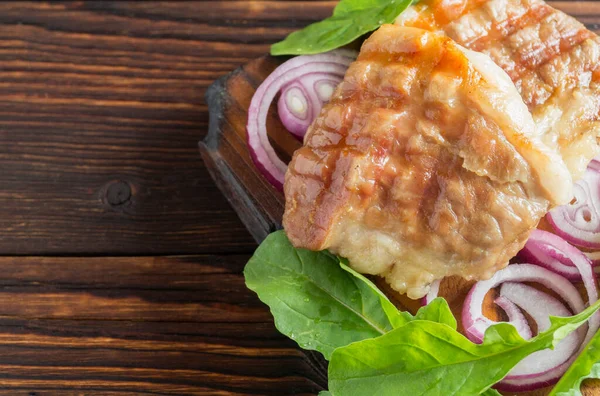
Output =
[
  {"x1": 328, "y1": 300, "x2": 600, "y2": 396},
  {"x1": 340, "y1": 260, "x2": 456, "y2": 330},
  {"x1": 340, "y1": 260, "x2": 413, "y2": 328},
  {"x1": 270, "y1": 0, "x2": 413, "y2": 56},
  {"x1": 481, "y1": 390, "x2": 502, "y2": 396},
  {"x1": 550, "y1": 328, "x2": 600, "y2": 395},
  {"x1": 244, "y1": 231, "x2": 455, "y2": 360},
  {"x1": 244, "y1": 230, "x2": 398, "y2": 359},
  {"x1": 414, "y1": 298, "x2": 457, "y2": 330},
  {"x1": 333, "y1": 0, "x2": 382, "y2": 16}
]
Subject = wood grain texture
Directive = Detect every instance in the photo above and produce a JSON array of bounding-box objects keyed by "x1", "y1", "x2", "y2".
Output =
[
  {"x1": 200, "y1": 1, "x2": 600, "y2": 395},
  {"x1": 0, "y1": 1, "x2": 329, "y2": 394},
  {"x1": 0, "y1": 1, "x2": 599, "y2": 395},
  {"x1": 0, "y1": 255, "x2": 324, "y2": 395},
  {"x1": 201, "y1": 57, "x2": 289, "y2": 243},
  {"x1": 0, "y1": 0, "x2": 273, "y2": 255}
]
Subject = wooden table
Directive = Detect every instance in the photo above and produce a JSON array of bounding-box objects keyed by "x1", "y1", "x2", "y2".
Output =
[
  {"x1": 1, "y1": 1, "x2": 598, "y2": 395},
  {"x1": 0, "y1": 1, "x2": 326, "y2": 394}
]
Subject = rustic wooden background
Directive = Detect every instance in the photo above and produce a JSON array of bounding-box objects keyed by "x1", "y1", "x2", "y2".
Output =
[{"x1": 0, "y1": 1, "x2": 597, "y2": 395}]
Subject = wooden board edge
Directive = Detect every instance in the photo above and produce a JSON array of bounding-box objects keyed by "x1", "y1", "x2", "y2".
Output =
[
  {"x1": 200, "y1": 70, "x2": 276, "y2": 244},
  {"x1": 201, "y1": 70, "x2": 330, "y2": 385}
]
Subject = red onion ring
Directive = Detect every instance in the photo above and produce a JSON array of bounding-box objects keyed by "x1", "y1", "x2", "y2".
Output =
[
  {"x1": 547, "y1": 163, "x2": 600, "y2": 248},
  {"x1": 277, "y1": 84, "x2": 310, "y2": 137},
  {"x1": 520, "y1": 230, "x2": 599, "y2": 345},
  {"x1": 462, "y1": 264, "x2": 584, "y2": 345},
  {"x1": 465, "y1": 245, "x2": 599, "y2": 391},
  {"x1": 496, "y1": 356, "x2": 576, "y2": 392},
  {"x1": 277, "y1": 73, "x2": 342, "y2": 140},
  {"x1": 518, "y1": 229, "x2": 594, "y2": 281},
  {"x1": 246, "y1": 52, "x2": 354, "y2": 189},
  {"x1": 542, "y1": 230, "x2": 600, "y2": 347},
  {"x1": 497, "y1": 283, "x2": 579, "y2": 386},
  {"x1": 587, "y1": 158, "x2": 600, "y2": 173},
  {"x1": 498, "y1": 260, "x2": 598, "y2": 390},
  {"x1": 494, "y1": 295, "x2": 532, "y2": 340}
]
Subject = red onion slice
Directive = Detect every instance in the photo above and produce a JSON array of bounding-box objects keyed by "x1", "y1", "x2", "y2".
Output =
[
  {"x1": 246, "y1": 52, "x2": 353, "y2": 189},
  {"x1": 494, "y1": 295, "x2": 532, "y2": 340},
  {"x1": 277, "y1": 73, "x2": 342, "y2": 140},
  {"x1": 518, "y1": 229, "x2": 594, "y2": 281},
  {"x1": 498, "y1": 283, "x2": 578, "y2": 381},
  {"x1": 462, "y1": 264, "x2": 584, "y2": 344},
  {"x1": 587, "y1": 158, "x2": 600, "y2": 173},
  {"x1": 497, "y1": 260, "x2": 597, "y2": 391},
  {"x1": 546, "y1": 240, "x2": 599, "y2": 381},
  {"x1": 497, "y1": 355, "x2": 577, "y2": 392},
  {"x1": 539, "y1": 231, "x2": 600, "y2": 344},
  {"x1": 498, "y1": 273, "x2": 597, "y2": 390},
  {"x1": 571, "y1": 260, "x2": 600, "y2": 354},
  {"x1": 518, "y1": 230, "x2": 599, "y2": 344},
  {"x1": 547, "y1": 163, "x2": 600, "y2": 248},
  {"x1": 468, "y1": 249, "x2": 598, "y2": 391},
  {"x1": 277, "y1": 84, "x2": 311, "y2": 137}
]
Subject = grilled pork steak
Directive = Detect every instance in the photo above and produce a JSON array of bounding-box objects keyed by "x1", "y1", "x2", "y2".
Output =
[
  {"x1": 283, "y1": 25, "x2": 572, "y2": 299},
  {"x1": 396, "y1": 0, "x2": 600, "y2": 181}
]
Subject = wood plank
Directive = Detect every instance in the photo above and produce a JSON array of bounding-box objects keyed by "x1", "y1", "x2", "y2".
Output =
[
  {"x1": 199, "y1": 2, "x2": 600, "y2": 395},
  {"x1": 1, "y1": 1, "x2": 600, "y2": 395},
  {"x1": 0, "y1": 0, "x2": 594, "y2": 255},
  {"x1": 0, "y1": 1, "x2": 277, "y2": 255},
  {"x1": 0, "y1": 255, "x2": 248, "y2": 286},
  {"x1": 0, "y1": 256, "x2": 264, "y2": 322},
  {"x1": 0, "y1": 255, "x2": 325, "y2": 395}
]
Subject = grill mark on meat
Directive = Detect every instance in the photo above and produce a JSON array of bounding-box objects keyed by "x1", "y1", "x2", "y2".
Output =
[
  {"x1": 538, "y1": 37, "x2": 600, "y2": 88},
  {"x1": 397, "y1": 0, "x2": 600, "y2": 180},
  {"x1": 284, "y1": 26, "x2": 572, "y2": 298},
  {"x1": 505, "y1": 28, "x2": 592, "y2": 97},
  {"x1": 400, "y1": 0, "x2": 600, "y2": 94},
  {"x1": 469, "y1": 4, "x2": 553, "y2": 51},
  {"x1": 509, "y1": 18, "x2": 592, "y2": 74},
  {"x1": 444, "y1": 2, "x2": 592, "y2": 89}
]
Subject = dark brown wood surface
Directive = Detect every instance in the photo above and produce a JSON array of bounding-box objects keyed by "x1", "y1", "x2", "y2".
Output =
[
  {"x1": 0, "y1": 1, "x2": 598, "y2": 395},
  {"x1": 200, "y1": 1, "x2": 600, "y2": 395}
]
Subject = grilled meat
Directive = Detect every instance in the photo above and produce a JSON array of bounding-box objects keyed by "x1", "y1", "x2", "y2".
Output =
[
  {"x1": 283, "y1": 25, "x2": 572, "y2": 298},
  {"x1": 396, "y1": 0, "x2": 600, "y2": 180}
]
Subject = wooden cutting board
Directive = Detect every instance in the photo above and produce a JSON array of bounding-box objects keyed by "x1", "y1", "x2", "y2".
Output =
[{"x1": 199, "y1": 7, "x2": 600, "y2": 393}]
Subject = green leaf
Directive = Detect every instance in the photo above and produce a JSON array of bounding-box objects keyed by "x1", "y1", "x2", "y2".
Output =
[
  {"x1": 340, "y1": 259, "x2": 456, "y2": 330},
  {"x1": 244, "y1": 231, "x2": 456, "y2": 360},
  {"x1": 333, "y1": 0, "x2": 379, "y2": 16},
  {"x1": 270, "y1": 0, "x2": 413, "y2": 56},
  {"x1": 414, "y1": 298, "x2": 457, "y2": 330},
  {"x1": 328, "y1": 300, "x2": 600, "y2": 396},
  {"x1": 550, "y1": 323, "x2": 600, "y2": 395},
  {"x1": 339, "y1": 260, "x2": 411, "y2": 329},
  {"x1": 480, "y1": 390, "x2": 502, "y2": 396},
  {"x1": 244, "y1": 230, "x2": 397, "y2": 360},
  {"x1": 318, "y1": 392, "x2": 332, "y2": 396}
]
